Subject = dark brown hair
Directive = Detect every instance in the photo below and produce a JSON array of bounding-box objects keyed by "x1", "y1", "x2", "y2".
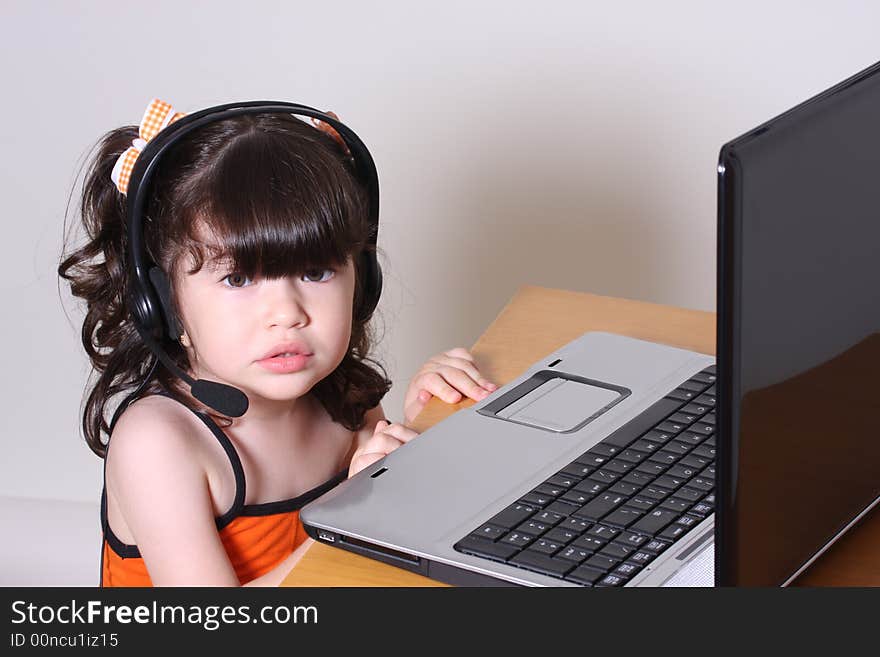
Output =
[{"x1": 59, "y1": 112, "x2": 391, "y2": 458}]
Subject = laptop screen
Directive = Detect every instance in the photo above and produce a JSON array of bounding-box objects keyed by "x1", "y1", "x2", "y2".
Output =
[{"x1": 716, "y1": 61, "x2": 880, "y2": 586}]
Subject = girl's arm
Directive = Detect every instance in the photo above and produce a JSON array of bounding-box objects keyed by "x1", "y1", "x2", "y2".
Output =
[{"x1": 107, "y1": 401, "x2": 242, "y2": 586}]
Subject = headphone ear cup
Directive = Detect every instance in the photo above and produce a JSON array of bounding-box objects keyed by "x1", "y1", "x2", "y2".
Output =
[
  {"x1": 127, "y1": 281, "x2": 164, "y2": 340},
  {"x1": 148, "y1": 267, "x2": 183, "y2": 340},
  {"x1": 355, "y1": 250, "x2": 382, "y2": 323}
]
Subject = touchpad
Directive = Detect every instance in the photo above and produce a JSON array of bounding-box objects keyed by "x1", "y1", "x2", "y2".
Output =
[{"x1": 480, "y1": 371, "x2": 629, "y2": 433}]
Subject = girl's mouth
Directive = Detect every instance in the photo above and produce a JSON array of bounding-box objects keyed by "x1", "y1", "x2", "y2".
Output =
[{"x1": 256, "y1": 352, "x2": 312, "y2": 374}]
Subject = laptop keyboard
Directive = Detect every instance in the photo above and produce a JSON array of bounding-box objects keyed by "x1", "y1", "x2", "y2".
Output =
[{"x1": 453, "y1": 365, "x2": 717, "y2": 586}]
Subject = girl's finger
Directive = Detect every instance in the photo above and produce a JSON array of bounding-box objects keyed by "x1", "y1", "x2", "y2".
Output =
[
  {"x1": 427, "y1": 355, "x2": 497, "y2": 391},
  {"x1": 378, "y1": 422, "x2": 419, "y2": 444},
  {"x1": 404, "y1": 395, "x2": 428, "y2": 426},
  {"x1": 442, "y1": 347, "x2": 475, "y2": 362},
  {"x1": 425, "y1": 366, "x2": 492, "y2": 402},
  {"x1": 349, "y1": 452, "x2": 386, "y2": 478},
  {"x1": 417, "y1": 371, "x2": 465, "y2": 404},
  {"x1": 362, "y1": 432, "x2": 404, "y2": 454}
]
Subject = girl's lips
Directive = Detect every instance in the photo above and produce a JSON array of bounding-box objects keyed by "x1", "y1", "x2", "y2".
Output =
[{"x1": 256, "y1": 353, "x2": 312, "y2": 374}]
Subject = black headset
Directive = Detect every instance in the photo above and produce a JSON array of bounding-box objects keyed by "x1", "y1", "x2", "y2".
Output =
[{"x1": 119, "y1": 101, "x2": 382, "y2": 422}]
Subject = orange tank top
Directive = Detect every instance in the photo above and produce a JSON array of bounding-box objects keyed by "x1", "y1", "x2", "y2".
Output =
[{"x1": 100, "y1": 396, "x2": 347, "y2": 586}]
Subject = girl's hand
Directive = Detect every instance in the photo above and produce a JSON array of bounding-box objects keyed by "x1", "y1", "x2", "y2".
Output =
[
  {"x1": 348, "y1": 420, "x2": 419, "y2": 478},
  {"x1": 403, "y1": 347, "x2": 498, "y2": 426}
]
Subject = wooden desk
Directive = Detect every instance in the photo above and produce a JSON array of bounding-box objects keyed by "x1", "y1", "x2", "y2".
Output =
[{"x1": 280, "y1": 285, "x2": 880, "y2": 587}]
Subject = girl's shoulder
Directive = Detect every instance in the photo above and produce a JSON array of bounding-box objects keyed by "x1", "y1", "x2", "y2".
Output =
[{"x1": 104, "y1": 394, "x2": 214, "y2": 494}]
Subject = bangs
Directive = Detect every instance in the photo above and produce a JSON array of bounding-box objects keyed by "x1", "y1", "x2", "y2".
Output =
[{"x1": 178, "y1": 117, "x2": 367, "y2": 278}]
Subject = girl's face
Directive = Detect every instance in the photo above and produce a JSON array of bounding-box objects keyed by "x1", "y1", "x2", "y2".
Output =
[{"x1": 174, "y1": 246, "x2": 357, "y2": 411}]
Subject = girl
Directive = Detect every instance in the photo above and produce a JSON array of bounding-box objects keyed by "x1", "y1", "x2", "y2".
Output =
[{"x1": 59, "y1": 98, "x2": 497, "y2": 587}]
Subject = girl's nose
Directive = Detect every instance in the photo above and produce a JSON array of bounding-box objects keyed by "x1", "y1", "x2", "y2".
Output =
[{"x1": 264, "y1": 279, "x2": 309, "y2": 329}]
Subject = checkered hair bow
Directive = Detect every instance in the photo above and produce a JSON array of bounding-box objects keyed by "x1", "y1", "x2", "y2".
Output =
[{"x1": 110, "y1": 98, "x2": 186, "y2": 194}]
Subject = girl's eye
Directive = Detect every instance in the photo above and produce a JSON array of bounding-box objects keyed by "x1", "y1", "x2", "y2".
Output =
[
  {"x1": 302, "y1": 268, "x2": 335, "y2": 283},
  {"x1": 222, "y1": 273, "x2": 253, "y2": 288}
]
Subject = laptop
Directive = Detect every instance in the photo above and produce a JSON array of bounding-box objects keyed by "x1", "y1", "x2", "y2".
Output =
[{"x1": 301, "y1": 60, "x2": 880, "y2": 586}]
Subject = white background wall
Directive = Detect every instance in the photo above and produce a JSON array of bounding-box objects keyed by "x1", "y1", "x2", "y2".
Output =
[{"x1": 2, "y1": 0, "x2": 878, "y2": 508}]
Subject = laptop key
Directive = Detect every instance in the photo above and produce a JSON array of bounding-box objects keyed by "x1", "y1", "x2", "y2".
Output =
[
  {"x1": 454, "y1": 535, "x2": 520, "y2": 561},
  {"x1": 663, "y1": 441, "x2": 693, "y2": 456},
  {"x1": 516, "y1": 520, "x2": 550, "y2": 536},
  {"x1": 667, "y1": 464, "x2": 699, "y2": 479},
  {"x1": 660, "y1": 498, "x2": 691, "y2": 514},
  {"x1": 574, "y1": 479, "x2": 608, "y2": 496},
  {"x1": 691, "y1": 371, "x2": 716, "y2": 384},
  {"x1": 614, "y1": 532, "x2": 650, "y2": 548},
  {"x1": 674, "y1": 487, "x2": 703, "y2": 502},
  {"x1": 529, "y1": 539, "x2": 564, "y2": 556},
  {"x1": 561, "y1": 517, "x2": 592, "y2": 534},
  {"x1": 576, "y1": 453, "x2": 610, "y2": 468},
  {"x1": 689, "y1": 502, "x2": 713, "y2": 518},
  {"x1": 565, "y1": 565, "x2": 606, "y2": 586},
  {"x1": 679, "y1": 454, "x2": 711, "y2": 470},
  {"x1": 637, "y1": 461, "x2": 670, "y2": 476},
  {"x1": 531, "y1": 510, "x2": 566, "y2": 525},
  {"x1": 573, "y1": 534, "x2": 608, "y2": 551},
  {"x1": 625, "y1": 497, "x2": 657, "y2": 512},
  {"x1": 557, "y1": 545, "x2": 593, "y2": 563},
  {"x1": 596, "y1": 574, "x2": 628, "y2": 587},
  {"x1": 631, "y1": 509, "x2": 679, "y2": 535},
  {"x1": 642, "y1": 539, "x2": 671, "y2": 554},
  {"x1": 544, "y1": 500, "x2": 580, "y2": 517},
  {"x1": 687, "y1": 477, "x2": 714, "y2": 493},
  {"x1": 615, "y1": 562, "x2": 642, "y2": 577},
  {"x1": 601, "y1": 506, "x2": 645, "y2": 528},
  {"x1": 562, "y1": 490, "x2": 596, "y2": 506},
  {"x1": 588, "y1": 469, "x2": 620, "y2": 485},
  {"x1": 669, "y1": 412, "x2": 700, "y2": 425},
  {"x1": 544, "y1": 526, "x2": 579, "y2": 544},
  {"x1": 603, "y1": 459, "x2": 635, "y2": 475},
  {"x1": 666, "y1": 388, "x2": 698, "y2": 403},
  {"x1": 648, "y1": 451, "x2": 680, "y2": 467},
  {"x1": 680, "y1": 380, "x2": 709, "y2": 393},
  {"x1": 609, "y1": 481, "x2": 641, "y2": 496},
  {"x1": 657, "y1": 421, "x2": 687, "y2": 435},
  {"x1": 560, "y1": 463, "x2": 595, "y2": 479},
  {"x1": 630, "y1": 439, "x2": 663, "y2": 453},
  {"x1": 587, "y1": 443, "x2": 622, "y2": 458},
  {"x1": 601, "y1": 397, "x2": 683, "y2": 448},
  {"x1": 702, "y1": 412, "x2": 716, "y2": 425},
  {"x1": 619, "y1": 449, "x2": 650, "y2": 464},
  {"x1": 600, "y1": 542, "x2": 635, "y2": 560},
  {"x1": 642, "y1": 429, "x2": 675, "y2": 444},
  {"x1": 500, "y1": 531, "x2": 534, "y2": 548},
  {"x1": 695, "y1": 393, "x2": 716, "y2": 407},
  {"x1": 586, "y1": 524, "x2": 621, "y2": 539},
  {"x1": 680, "y1": 402, "x2": 711, "y2": 417},
  {"x1": 628, "y1": 551, "x2": 656, "y2": 565},
  {"x1": 534, "y1": 483, "x2": 565, "y2": 498},
  {"x1": 573, "y1": 494, "x2": 627, "y2": 521},
  {"x1": 658, "y1": 524, "x2": 688, "y2": 542},
  {"x1": 654, "y1": 475, "x2": 686, "y2": 490},
  {"x1": 546, "y1": 474, "x2": 579, "y2": 489},
  {"x1": 640, "y1": 486, "x2": 672, "y2": 501},
  {"x1": 692, "y1": 445, "x2": 716, "y2": 460},
  {"x1": 622, "y1": 470, "x2": 656, "y2": 486},
  {"x1": 472, "y1": 524, "x2": 507, "y2": 540},
  {"x1": 585, "y1": 554, "x2": 620, "y2": 571},
  {"x1": 489, "y1": 503, "x2": 537, "y2": 529},
  {"x1": 520, "y1": 492, "x2": 552, "y2": 507},
  {"x1": 510, "y1": 550, "x2": 576, "y2": 578}
]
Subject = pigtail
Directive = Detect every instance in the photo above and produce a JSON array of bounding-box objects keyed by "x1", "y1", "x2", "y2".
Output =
[{"x1": 59, "y1": 127, "x2": 157, "y2": 458}]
